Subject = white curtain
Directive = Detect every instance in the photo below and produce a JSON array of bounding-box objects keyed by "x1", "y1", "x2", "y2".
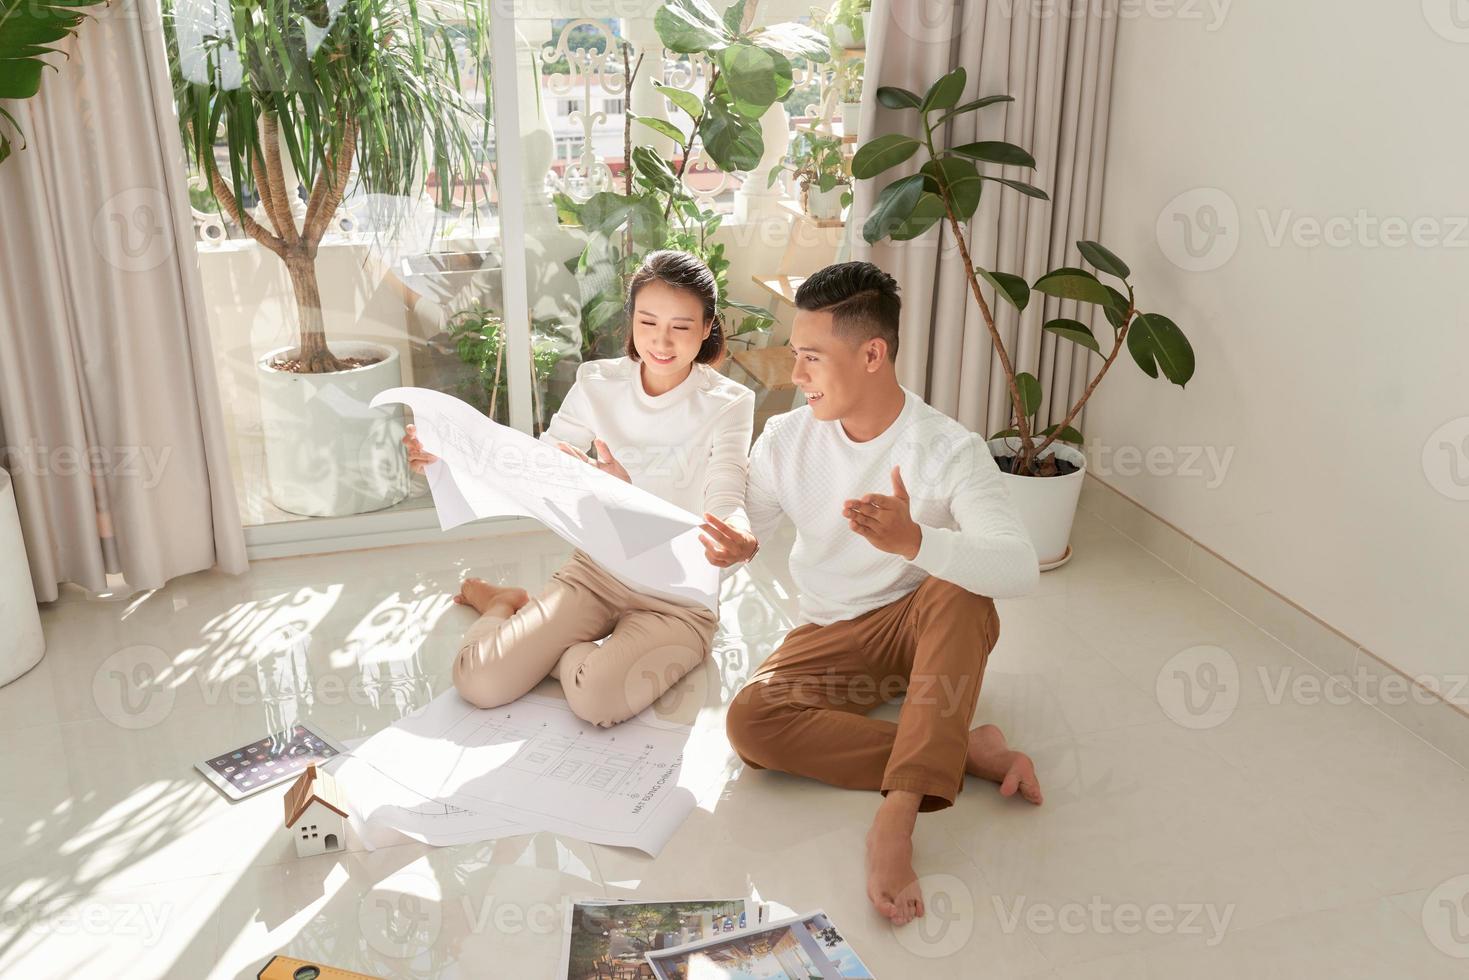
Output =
[
  {"x1": 853, "y1": 0, "x2": 1120, "y2": 440},
  {"x1": 0, "y1": 4, "x2": 248, "y2": 601}
]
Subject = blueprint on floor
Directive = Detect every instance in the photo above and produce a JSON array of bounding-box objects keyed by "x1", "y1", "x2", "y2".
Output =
[{"x1": 334, "y1": 690, "x2": 732, "y2": 856}]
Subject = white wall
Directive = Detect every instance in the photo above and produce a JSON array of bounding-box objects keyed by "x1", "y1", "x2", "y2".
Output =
[{"x1": 1091, "y1": 0, "x2": 1469, "y2": 699}]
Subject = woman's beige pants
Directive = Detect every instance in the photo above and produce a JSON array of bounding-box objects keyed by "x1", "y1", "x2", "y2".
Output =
[{"x1": 452, "y1": 549, "x2": 718, "y2": 727}]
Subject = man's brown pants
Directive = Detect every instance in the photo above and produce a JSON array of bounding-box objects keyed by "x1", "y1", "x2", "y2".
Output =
[{"x1": 725, "y1": 577, "x2": 1001, "y2": 812}]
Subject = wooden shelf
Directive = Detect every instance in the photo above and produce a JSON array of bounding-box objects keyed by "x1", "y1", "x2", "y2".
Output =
[
  {"x1": 751, "y1": 274, "x2": 804, "y2": 306},
  {"x1": 777, "y1": 198, "x2": 845, "y2": 229},
  {"x1": 730, "y1": 344, "x2": 798, "y2": 391},
  {"x1": 796, "y1": 122, "x2": 857, "y2": 145}
]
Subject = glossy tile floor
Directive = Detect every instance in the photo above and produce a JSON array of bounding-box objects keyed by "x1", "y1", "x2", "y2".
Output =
[{"x1": 4, "y1": 508, "x2": 1468, "y2": 978}]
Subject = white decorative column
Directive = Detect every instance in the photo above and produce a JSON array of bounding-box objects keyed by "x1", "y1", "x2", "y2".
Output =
[
  {"x1": 0, "y1": 471, "x2": 44, "y2": 686},
  {"x1": 735, "y1": 100, "x2": 792, "y2": 223},
  {"x1": 623, "y1": 13, "x2": 676, "y2": 160},
  {"x1": 515, "y1": 17, "x2": 559, "y2": 232}
]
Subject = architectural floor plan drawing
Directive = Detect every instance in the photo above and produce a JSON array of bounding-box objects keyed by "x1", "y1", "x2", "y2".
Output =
[{"x1": 337, "y1": 691, "x2": 730, "y2": 855}]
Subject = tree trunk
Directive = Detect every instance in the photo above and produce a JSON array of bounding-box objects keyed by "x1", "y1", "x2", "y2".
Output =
[{"x1": 283, "y1": 250, "x2": 344, "y2": 373}]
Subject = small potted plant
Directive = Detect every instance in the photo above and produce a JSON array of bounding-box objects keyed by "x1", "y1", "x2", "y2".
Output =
[
  {"x1": 819, "y1": 0, "x2": 871, "y2": 49},
  {"x1": 775, "y1": 132, "x2": 851, "y2": 221},
  {"x1": 853, "y1": 67, "x2": 1195, "y2": 568},
  {"x1": 835, "y1": 57, "x2": 864, "y2": 139}
]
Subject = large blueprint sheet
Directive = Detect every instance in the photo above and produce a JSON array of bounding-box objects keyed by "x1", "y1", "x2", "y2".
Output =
[
  {"x1": 339, "y1": 691, "x2": 730, "y2": 856},
  {"x1": 370, "y1": 386, "x2": 719, "y2": 610}
]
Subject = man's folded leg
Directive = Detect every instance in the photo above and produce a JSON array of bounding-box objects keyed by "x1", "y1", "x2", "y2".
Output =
[{"x1": 726, "y1": 576, "x2": 1001, "y2": 811}]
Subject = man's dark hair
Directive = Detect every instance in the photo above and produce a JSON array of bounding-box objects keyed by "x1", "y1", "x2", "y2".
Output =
[{"x1": 794, "y1": 261, "x2": 902, "y2": 360}]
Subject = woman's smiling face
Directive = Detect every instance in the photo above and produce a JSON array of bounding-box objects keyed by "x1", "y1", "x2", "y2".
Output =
[{"x1": 630, "y1": 279, "x2": 712, "y2": 385}]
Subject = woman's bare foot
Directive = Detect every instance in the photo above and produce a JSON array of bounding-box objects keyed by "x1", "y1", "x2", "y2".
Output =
[
  {"x1": 966, "y1": 723, "x2": 1043, "y2": 805},
  {"x1": 453, "y1": 578, "x2": 530, "y2": 617},
  {"x1": 866, "y1": 793, "x2": 925, "y2": 925}
]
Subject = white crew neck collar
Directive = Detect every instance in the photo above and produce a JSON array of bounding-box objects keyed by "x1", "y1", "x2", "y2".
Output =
[
  {"x1": 832, "y1": 388, "x2": 915, "y2": 448},
  {"x1": 632, "y1": 358, "x2": 703, "y2": 407}
]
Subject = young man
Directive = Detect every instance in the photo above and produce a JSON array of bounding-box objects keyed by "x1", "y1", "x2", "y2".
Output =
[{"x1": 713, "y1": 261, "x2": 1043, "y2": 926}]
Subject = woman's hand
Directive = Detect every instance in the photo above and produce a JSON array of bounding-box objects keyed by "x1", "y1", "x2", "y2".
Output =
[
  {"x1": 557, "y1": 438, "x2": 631, "y2": 484},
  {"x1": 402, "y1": 424, "x2": 438, "y2": 474},
  {"x1": 699, "y1": 513, "x2": 759, "y2": 567}
]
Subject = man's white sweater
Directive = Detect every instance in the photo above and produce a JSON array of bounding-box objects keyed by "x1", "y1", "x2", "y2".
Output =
[{"x1": 746, "y1": 388, "x2": 1040, "y2": 626}]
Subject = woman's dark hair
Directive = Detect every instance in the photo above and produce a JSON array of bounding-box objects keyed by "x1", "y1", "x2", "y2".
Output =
[{"x1": 624, "y1": 249, "x2": 726, "y2": 365}]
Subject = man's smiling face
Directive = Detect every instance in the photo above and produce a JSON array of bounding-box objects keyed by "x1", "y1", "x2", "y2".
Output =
[{"x1": 789, "y1": 308, "x2": 878, "y2": 422}]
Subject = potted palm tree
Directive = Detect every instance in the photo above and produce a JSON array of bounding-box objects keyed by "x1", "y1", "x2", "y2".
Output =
[
  {"x1": 853, "y1": 67, "x2": 1195, "y2": 567},
  {"x1": 163, "y1": 0, "x2": 490, "y2": 517}
]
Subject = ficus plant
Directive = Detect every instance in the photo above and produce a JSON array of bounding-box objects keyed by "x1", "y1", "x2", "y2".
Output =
[
  {"x1": 852, "y1": 66, "x2": 1195, "y2": 478},
  {"x1": 557, "y1": 0, "x2": 828, "y2": 350}
]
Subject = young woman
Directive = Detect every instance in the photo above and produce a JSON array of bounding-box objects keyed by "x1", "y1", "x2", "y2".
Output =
[{"x1": 403, "y1": 250, "x2": 760, "y2": 727}]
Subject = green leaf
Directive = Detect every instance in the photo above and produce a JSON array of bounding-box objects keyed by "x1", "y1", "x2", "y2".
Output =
[
  {"x1": 655, "y1": 83, "x2": 704, "y2": 120},
  {"x1": 720, "y1": 43, "x2": 778, "y2": 110},
  {"x1": 1077, "y1": 240, "x2": 1131, "y2": 280},
  {"x1": 580, "y1": 192, "x2": 634, "y2": 236},
  {"x1": 989, "y1": 427, "x2": 1021, "y2": 440},
  {"x1": 631, "y1": 145, "x2": 678, "y2": 194},
  {"x1": 921, "y1": 67, "x2": 967, "y2": 112},
  {"x1": 938, "y1": 94, "x2": 1014, "y2": 122},
  {"x1": 974, "y1": 267, "x2": 1030, "y2": 313},
  {"x1": 983, "y1": 176, "x2": 1050, "y2": 201},
  {"x1": 655, "y1": 0, "x2": 732, "y2": 53},
  {"x1": 1015, "y1": 372, "x2": 1043, "y2": 419},
  {"x1": 921, "y1": 157, "x2": 981, "y2": 220},
  {"x1": 851, "y1": 133, "x2": 921, "y2": 180},
  {"x1": 632, "y1": 113, "x2": 688, "y2": 146},
  {"x1": 1103, "y1": 285, "x2": 1131, "y2": 330},
  {"x1": 749, "y1": 22, "x2": 832, "y2": 62},
  {"x1": 876, "y1": 86, "x2": 923, "y2": 109},
  {"x1": 862, "y1": 174, "x2": 927, "y2": 243},
  {"x1": 951, "y1": 141, "x2": 1037, "y2": 169},
  {"x1": 723, "y1": 0, "x2": 748, "y2": 33},
  {"x1": 1128, "y1": 313, "x2": 1195, "y2": 387},
  {"x1": 1033, "y1": 268, "x2": 1115, "y2": 307},
  {"x1": 1039, "y1": 423, "x2": 1085, "y2": 444},
  {"x1": 890, "y1": 191, "x2": 948, "y2": 241},
  {"x1": 699, "y1": 100, "x2": 764, "y2": 172},
  {"x1": 1042, "y1": 318, "x2": 1100, "y2": 353}
]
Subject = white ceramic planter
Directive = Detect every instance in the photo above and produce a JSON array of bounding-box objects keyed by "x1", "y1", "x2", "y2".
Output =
[
  {"x1": 840, "y1": 102, "x2": 861, "y2": 140},
  {"x1": 988, "y1": 437, "x2": 1086, "y2": 570},
  {"x1": 257, "y1": 341, "x2": 410, "y2": 517},
  {"x1": 806, "y1": 183, "x2": 847, "y2": 221},
  {"x1": 832, "y1": 21, "x2": 862, "y2": 48},
  {"x1": 0, "y1": 470, "x2": 44, "y2": 686}
]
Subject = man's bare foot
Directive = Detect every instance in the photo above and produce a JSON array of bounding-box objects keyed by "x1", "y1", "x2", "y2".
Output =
[
  {"x1": 866, "y1": 793, "x2": 925, "y2": 925},
  {"x1": 453, "y1": 578, "x2": 530, "y2": 617},
  {"x1": 966, "y1": 723, "x2": 1043, "y2": 805}
]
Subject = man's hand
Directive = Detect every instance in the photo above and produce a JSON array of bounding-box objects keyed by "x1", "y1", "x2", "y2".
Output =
[
  {"x1": 843, "y1": 466, "x2": 922, "y2": 560},
  {"x1": 557, "y1": 438, "x2": 631, "y2": 483},
  {"x1": 699, "y1": 513, "x2": 759, "y2": 567},
  {"x1": 402, "y1": 424, "x2": 438, "y2": 474}
]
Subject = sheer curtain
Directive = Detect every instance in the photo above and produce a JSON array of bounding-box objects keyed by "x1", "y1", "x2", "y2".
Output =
[
  {"x1": 852, "y1": 0, "x2": 1120, "y2": 440},
  {"x1": 0, "y1": 5, "x2": 247, "y2": 601}
]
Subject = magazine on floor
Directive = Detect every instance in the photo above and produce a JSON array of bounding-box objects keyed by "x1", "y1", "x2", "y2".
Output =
[
  {"x1": 643, "y1": 909, "x2": 875, "y2": 980},
  {"x1": 558, "y1": 898, "x2": 768, "y2": 980}
]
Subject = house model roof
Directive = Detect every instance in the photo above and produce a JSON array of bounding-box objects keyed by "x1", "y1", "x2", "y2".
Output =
[{"x1": 283, "y1": 763, "x2": 349, "y2": 828}]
